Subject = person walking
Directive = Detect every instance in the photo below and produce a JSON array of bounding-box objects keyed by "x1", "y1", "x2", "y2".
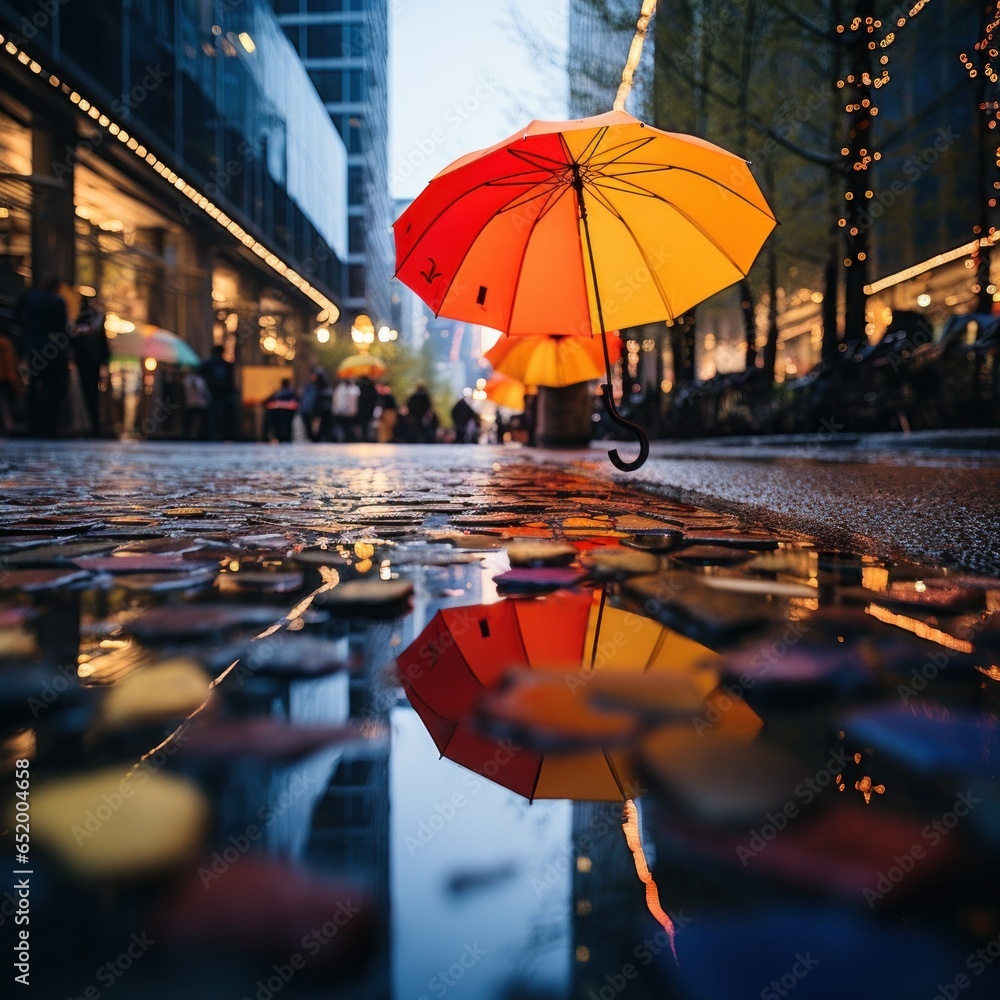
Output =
[
  {"x1": 16, "y1": 275, "x2": 69, "y2": 437},
  {"x1": 356, "y1": 374, "x2": 378, "y2": 442},
  {"x1": 0, "y1": 326, "x2": 20, "y2": 434},
  {"x1": 450, "y1": 393, "x2": 480, "y2": 443},
  {"x1": 182, "y1": 367, "x2": 211, "y2": 440},
  {"x1": 405, "y1": 382, "x2": 435, "y2": 443},
  {"x1": 300, "y1": 368, "x2": 333, "y2": 442},
  {"x1": 198, "y1": 345, "x2": 236, "y2": 440},
  {"x1": 70, "y1": 294, "x2": 110, "y2": 437},
  {"x1": 265, "y1": 378, "x2": 298, "y2": 443},
  {"x1": 376, "y1": 386, "x2": 398, "y2": 443},
  {"x1": 331, "y1": 376, "x2": 360, "y2": 442}
]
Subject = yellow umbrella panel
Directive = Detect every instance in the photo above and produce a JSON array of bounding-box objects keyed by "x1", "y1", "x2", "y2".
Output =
[{"x1": 485, "y1": 333, "x2": 622, "y2": 388}]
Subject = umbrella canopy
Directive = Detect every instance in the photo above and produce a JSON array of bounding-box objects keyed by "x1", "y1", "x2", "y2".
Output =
[
  {"x1": 396, "y1": 590, "x2": 752, "y2": 801},
  {"x1": 393, "y1": 110, "x2": 776, "y2": 469},
  {"x1": 109, "y1": 325, "x2": 201, "y2": 367},
  {"x1": 485, "y1": 332, "x2": 622, "y2": 388},
  {"x1": 337, "y1": 354, "x2": 387, "y2": 379},
  {"x1": 483, "y1": 372, "x2": 527, "y2": 411}
]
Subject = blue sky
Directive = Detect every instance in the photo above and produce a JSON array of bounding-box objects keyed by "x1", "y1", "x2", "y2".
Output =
[{"x1": 389, "y1": 0, "x2": 569, "y2": 201}]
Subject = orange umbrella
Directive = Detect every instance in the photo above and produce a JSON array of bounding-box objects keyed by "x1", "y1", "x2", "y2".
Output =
[
  {"x1": 393, "y1": 110, "x2": 776, "y2": 470},
  {"x1": 482, "y1": 372, "x2": 527, "y2": 411},
  {"x1": 395, "y1": 590, "x2": 749, "y2": 801},
  {"x1": 485, "y1": 333, "x2": 622, "y2": 388}
]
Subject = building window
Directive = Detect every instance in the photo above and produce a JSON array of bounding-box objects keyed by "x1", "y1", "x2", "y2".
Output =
[
  {"x1": 330, "y1": 115, "x2": 364, "y2": 152},
  {"x1": 310, "y1": 70, "x2": 343, "y2": 103},
  {"x1": 348, "y1": 166, "x2": 364, "y2": 205},
  {"x1": 310, "y1": 0, "x2": 366, "y2": 10},
  {"x1": 348, "y1": 216, "x2": 365, "y2": 254},
  {"x1": 349, "y1": 69, "x2": 365, "y2": 102},
  {"x1": 349, "y1": 265, "x2": 366, "y2": 299},
  {"x1": 281, "y1": 24, "x2": 301, "y2": 50},
  {"x1": 274, "y1": 0, "x2": 301, "y2": 12},
  {"x1": 306, "y1": 23, "x2": 344, "y2": 58}
]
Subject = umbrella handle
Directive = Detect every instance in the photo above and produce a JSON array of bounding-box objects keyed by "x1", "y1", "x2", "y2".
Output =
[{"x1": 600, "y1": 383, "x2": 649, "y2": 471}]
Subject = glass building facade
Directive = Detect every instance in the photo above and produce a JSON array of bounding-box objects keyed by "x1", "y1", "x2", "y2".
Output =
[
  {"x1": 274, "y1": 0, "x2": 393, "y2": 330},
  {"x1": 0, "y1": 0, "x2": 348, "y2": 436}
]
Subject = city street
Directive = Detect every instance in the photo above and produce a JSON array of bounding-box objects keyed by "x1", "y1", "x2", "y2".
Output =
[
  {"x1": 2, "y1": 0, "x2": 999, "y2": 997},
  {"x1": 2, "y1": 438, "x2": 999, "y2": 999}
]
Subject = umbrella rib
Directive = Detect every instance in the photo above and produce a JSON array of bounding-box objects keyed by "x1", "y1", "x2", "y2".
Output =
[
  {"x1": 645, "y1": 628, "x2": 669, "y2": 672},
  {"x1": 572, "y1": 125, "x2": 611, "y2": 166},
  {"x1": 583, "y1": 183, "x2": 680, "y2": 322},
  {"x1": 394, "y1": 163, "x2": 563, "y2": 276},
  {"x1": 585, "y1": 136, "x2": 657, "y2": 170},
  {"x1": 595, "y1": 163, "x2": 777, "y2": 223},
  {"x1": 506, "y1": 146, "x2": 572, "y2": 173},
  {"x1": 589, "y1": 176, "x2": 753, "y2": 281},
  {"x1": 603, "y1": 747, "x2": 629, "y2": 801},
  {"x1": 506, "y1": 185, "x2": 583, "y2": 336},
  {"x1": 527, "y1": 755, "x2": 544, "y2": 805},
  {"x1": 431, "y1": 178, "x2": 564, "y2": 322}
]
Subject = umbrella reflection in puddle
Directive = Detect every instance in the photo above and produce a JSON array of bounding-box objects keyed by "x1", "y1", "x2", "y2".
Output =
[{"x1": 395, "y1": 585, "x2": 760, "y2": 959}]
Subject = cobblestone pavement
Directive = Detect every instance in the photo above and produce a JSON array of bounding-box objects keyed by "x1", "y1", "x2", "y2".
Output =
[{"x1": 1, "y1": 440, "x2": 999, "y2": 1000}]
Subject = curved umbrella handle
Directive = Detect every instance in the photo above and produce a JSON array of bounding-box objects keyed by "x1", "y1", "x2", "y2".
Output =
[{"x1": 600, "y1": 383, "x2": 649, "y2": 471}]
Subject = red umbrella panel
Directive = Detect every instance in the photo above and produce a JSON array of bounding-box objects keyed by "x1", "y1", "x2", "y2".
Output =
[{"x1": 396, "y1": 593, "x2": 635, "y2": 801}]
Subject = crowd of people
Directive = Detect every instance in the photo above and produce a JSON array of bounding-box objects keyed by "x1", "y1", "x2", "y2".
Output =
[
  {"x1": 258, "y1": 370, "x2": 453, "y2": 445},
  {"x1": 0, "y1": 275, "x2": 111, "y2": 438},
  {"x1": 0, "y1": 275, "x2": 500, "y2": 445}
]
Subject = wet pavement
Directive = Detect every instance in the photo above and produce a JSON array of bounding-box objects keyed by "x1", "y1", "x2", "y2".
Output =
[{"x1": 1, "y1": 439, "x2": 999, "y2": 1000}]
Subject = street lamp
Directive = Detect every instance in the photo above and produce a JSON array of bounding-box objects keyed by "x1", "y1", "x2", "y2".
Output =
[{"x1": 351, "y1": 314, "x2": 376, "y2": 352}]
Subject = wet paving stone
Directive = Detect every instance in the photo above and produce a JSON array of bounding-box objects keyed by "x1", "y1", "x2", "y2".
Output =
[{"x1": 1, "y1": 440, "x2": 998, "y2": 1000}]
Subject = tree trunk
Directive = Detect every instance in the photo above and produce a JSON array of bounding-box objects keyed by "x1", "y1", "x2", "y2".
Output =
[
  {"x1": 822, "y1": 0, "x2": 843, "y2": 362},
  {"x1": 842, "y1": 0, "x2": 874, "y2": 350}
]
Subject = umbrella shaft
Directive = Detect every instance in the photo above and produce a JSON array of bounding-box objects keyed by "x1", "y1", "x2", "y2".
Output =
[{"x1": 573, "y1": 173, "x2": 616, "y2": 380}]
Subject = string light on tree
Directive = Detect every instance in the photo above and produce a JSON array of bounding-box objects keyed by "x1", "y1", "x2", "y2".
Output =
[
  {"x1": 960, "y1": 2, "x2": 1000, "y2": 308},
  {"x1": 837, "y1": 2, "x2": 933, "y2": 338}
]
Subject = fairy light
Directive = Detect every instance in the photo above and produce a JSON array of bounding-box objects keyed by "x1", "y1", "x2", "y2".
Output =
[
  {"x1": 0, "y1": 33, "x2": 339, "y2": 324},
  {"x1": 837, "y1": 2, "x2": 932, "y2": 275},
  {"x1": 960, "y1": 3, "x2": 1000, "y2": 297}
]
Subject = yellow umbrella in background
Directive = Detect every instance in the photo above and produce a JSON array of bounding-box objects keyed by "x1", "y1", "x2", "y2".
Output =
[
  {"x1": 483, "y1": 372, "x2": 530, "y2": 411},
  {"x1": 337, "y1": 354, "x2": 387, "y2": 379},
  {"x1": 485, "y1": 332, "x2": 622, "y2": 388}
]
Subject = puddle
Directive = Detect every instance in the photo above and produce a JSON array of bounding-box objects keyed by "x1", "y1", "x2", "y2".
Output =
[{"x1": 1, "y1": 443, "x2": 998, "y2": 998}]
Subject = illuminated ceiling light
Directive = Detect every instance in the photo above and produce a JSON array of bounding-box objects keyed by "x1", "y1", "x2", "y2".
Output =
[
  {"x1": 316, "y1": 327, "x2": 331, "y2": 344},
  {"x1": 377, "y1": 325, "x2": 391, "y2": 342},
  {"x1": 143, "y1": 357, "x2": 157, "y2": 371},
  {"x1": 916, "y1": 293, "x2": 931, "y2": 307},
  {"x1": 238, "y1": 32, "x2": 256, "y2": 53}
]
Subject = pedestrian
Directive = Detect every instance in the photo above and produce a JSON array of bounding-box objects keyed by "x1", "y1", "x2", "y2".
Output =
[
  {"x1": 0, "y1": 326, "x2": 21, "y2": 434},
  {"x1": 405, "y1": 382, "x2": 435, "y2": 443},
  {"x1": 198, "y1": 345, "x2": 236, "y2": 440},
  {"x1": 376, "y1": 386, "x2": 398, "y2": 443},
  {"x1": 332, "y1": 375, "x2": 360, "y2": 442},
  {"x1": 450, "y1": 393, "x2": 480, "y2": 443},
  {"x1": 356, "y1": 374, "x2": 379, "y2": 442},
  {"x1": 15, "y1": 275, "x2": 69, "y2": 437},
  {"x1": 181, "y1": 367, "x2": 211, "y2": 439},
  {"x1": 300, "y1": 368, "x2": 333, "y2": 441},
  {"x1": 70, "y1": 293, "x2": 110, "y2": 436},
  {"x1": 265, "y1": 377, "x2": 298, "y2": 443}
]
